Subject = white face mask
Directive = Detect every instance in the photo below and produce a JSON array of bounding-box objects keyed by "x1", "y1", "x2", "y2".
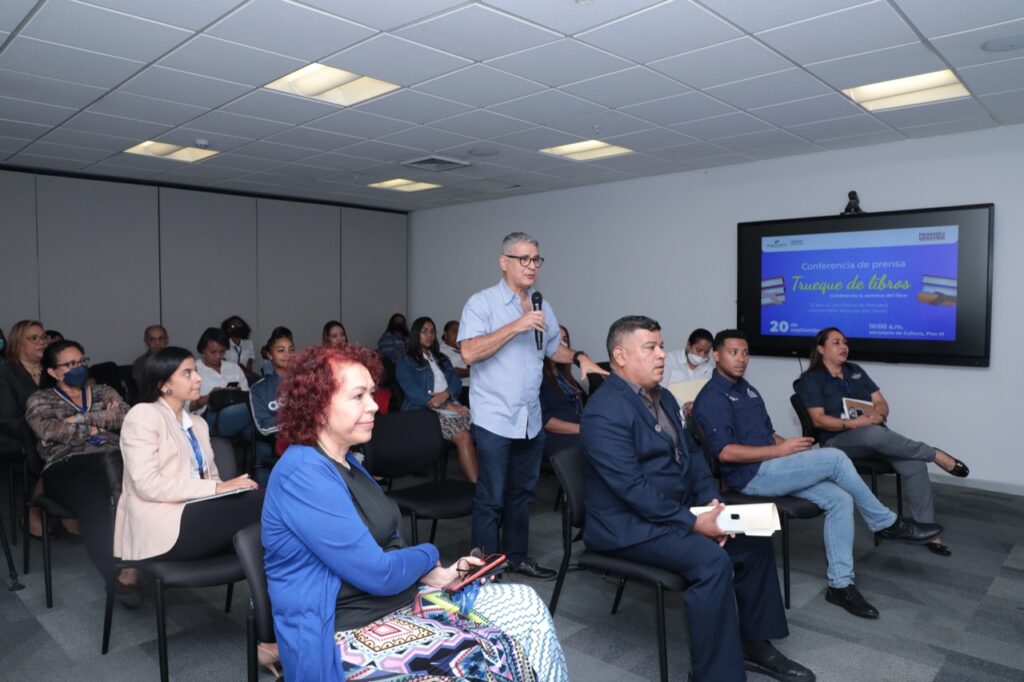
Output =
[{"x1": 687, "y1": 352, "x2": 709, "y2": 366}]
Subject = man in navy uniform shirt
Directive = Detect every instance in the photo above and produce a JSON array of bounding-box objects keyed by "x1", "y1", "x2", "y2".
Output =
[
  {"x1": 581, "y1": 316, "x2": 814, "y2": 682},
  {"x1": 693, "y1": 329, "x2": 941, "y2": 620}
]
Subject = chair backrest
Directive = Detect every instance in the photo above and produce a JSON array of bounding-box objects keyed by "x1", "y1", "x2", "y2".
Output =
[
  {"x1": 89, "y1": 361, "x2": 128, "y2": 400},
  {"x1": 210, "y1": 436, "x2": 238, "y2": 479},
  {"x1": 362, "y1": 409, "x2": 447, "y2": 479},
  {"x1": 549, "y1": 446, "x2": 586, "y2": 531},
  {"x1": 232, "y1": 523, "x2": 276, "y2": 643},
  {"x1": 585, "y1": 372, "x2": 605, "y2": 395},
  {"x1": 789, "y1": 394, "x2": 815, "y2": 439},
  {"x1": 686, "y1": 416, "x2": 722, "y2": 479},
  {"x1": 116, "y1": 364, "x2": 138, "y2": 404}
]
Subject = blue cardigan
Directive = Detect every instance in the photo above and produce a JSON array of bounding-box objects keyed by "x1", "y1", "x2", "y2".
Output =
[
  {"x1": 262, "y1": 444, "x2": 439, "y2": 681},
  {"x1": 395, "y1": 352, "x2": 463, "y2": 411}
]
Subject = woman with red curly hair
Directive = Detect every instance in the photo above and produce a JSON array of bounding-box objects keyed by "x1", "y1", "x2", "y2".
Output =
[{"x1": 261, "y1": 344, "x2": 567, "y2": 682}]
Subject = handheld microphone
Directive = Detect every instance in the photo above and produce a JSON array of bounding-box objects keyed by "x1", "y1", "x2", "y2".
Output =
[{"x1": 531, "y1": 291, "x2": 543, "y2": 351}]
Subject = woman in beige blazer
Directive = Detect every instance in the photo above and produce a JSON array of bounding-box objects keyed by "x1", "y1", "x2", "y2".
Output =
[{"x1": 115, "y1": 346, "x2": 259, "y2": 563}]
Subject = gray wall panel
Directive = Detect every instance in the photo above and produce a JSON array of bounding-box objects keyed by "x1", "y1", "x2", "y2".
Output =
[
  {"x1": 0, "y1": 170, "x2": 39, "y2": 332},
  {"x1": 36, "y1": 176, "x2": 159, "y2": 364},
  {"x1": 256, "y1": 198, "x2": 341, "y2": 352},
  {"x1": 341, "y1": 208, "x2": 407, "y2": 348},
  {"x1": 159, "y1": 188, "x2": 257, "y2": 356}
]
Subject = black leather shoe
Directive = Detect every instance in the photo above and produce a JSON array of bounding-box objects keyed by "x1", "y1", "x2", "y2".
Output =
[
  {"x1": 947, "y1": 458, "x2": 969, "y2": 478},
  {"x1": 926, "y1": 541, "x2": 952, "y2": 556},
  {"x1": 743, "y1": 640, "x2": 816, "y2": 681},
  {"x1": 507, "y1": 557, "x2": 557, "y2": 581},
  {"x1": 877, "y1": 517, "x2": 942, "y2": 544},
  {"x1": 826, "y1": 584, "x2": 879, "y2": 619}
]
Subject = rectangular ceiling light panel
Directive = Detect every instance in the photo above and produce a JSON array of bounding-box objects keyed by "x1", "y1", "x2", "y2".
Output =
[
  {"x1": 843, "y1": 70, "x2": 970, "y2": 112},
  {"x1": 266, "y1": 63, "x2": 400, "y2": 107},
  {"x1": 539, "y1": 139, "x2": 634, "y2": 161}
]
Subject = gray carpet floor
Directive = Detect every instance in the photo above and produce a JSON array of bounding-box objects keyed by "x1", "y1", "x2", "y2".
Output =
[{"x1": 1, "y1": 471, "x2": 1022, "y2": 681}]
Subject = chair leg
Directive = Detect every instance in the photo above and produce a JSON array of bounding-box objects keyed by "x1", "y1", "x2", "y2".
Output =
[
  {"x1": 895, "y1": 474, "x2": 904, "y2": 518},
  {"x1": 102, "y1": 575, "x2": 115, "y2": 654},
  {"x1": 870, "y1": 470, "x2": 880, "y2": 547},
  {"x1": 156, "y1": 579, "x2": 169, "y2": 682},
  {"x1": 654, "y1": 583, "x2": 669, "y2": 682},
  {"x1": 22, "y1": 504, "x2": 30, "y2": 575},
  {"x1": 225, "y1": 582, "x2": 234, "y2": 613},
  {"x1": 552, "y1": 486, "x2": 562, "y2": 512},
  {"x1": 8, "y1": 468, "x2": 17, "y2": 546},
  {"x1": 409, "y1": 512, "x2": 419, "y2": 545},
  {"x1": 42, "y1": 509, "x2": 53, "y2": 608},
  {"x1": 782, "y1": 514, "x2": 791, "y2": 610},
  {"x1": 246, "y1": 612, "x2": 258, "y2": 682},
  {"x1": 0, "y1": 511, "x2": 23, "y2": 591},
  {"x1": 428, "y1": 519, "x2": 439, "y2": 544},
  {"x1": 610, "y1": 577, "x2": 626, "y2": 615}
]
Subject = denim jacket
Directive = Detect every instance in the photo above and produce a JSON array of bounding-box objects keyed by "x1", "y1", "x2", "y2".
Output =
[{"x1": 396, "y1": 353, "x2": 462, "y2": 411}]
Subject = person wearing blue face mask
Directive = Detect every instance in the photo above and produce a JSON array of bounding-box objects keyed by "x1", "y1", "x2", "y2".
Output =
[
  {"x1": 25, "y1": 340, "x2": 134, "y2": 602},
  {"x1": 0, "y1": 326, "x2": 7, "y2": 364}
]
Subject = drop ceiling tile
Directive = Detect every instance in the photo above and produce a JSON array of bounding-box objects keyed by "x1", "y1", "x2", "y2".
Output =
[
  {"x1": 299, "y1": 0, "x2": 465, "y2": 31},
  {"x1": 324, "y1": 34, "x2": 470, "y2": 87},
  {"x1": 488, "y1": 150, "x2": 568, "y2": 171},
  {"x1": 378, "y1": 126, "x2": 476, "y2": 151},
  {"x1": 292, "y1": 153, "x2": 375, "y2": 171},
  {"x1": 159, "y1": 35, "x2": 304, "y2": 86},
  {"x1": 669, "y1": 112, "x2": 773, "y2": 139},
  {"x1": 6, "y1": 153, "x2": 91, "y2": 171},
  {"x1": 750, "y1": 93, "x2": 862, "y2": 127},
  {"x1": 873, "y1": 97, "x2": 990, "y2": 128},
  {"x1": 538, "y1": 162, "x2": 624, "y2": 180},
  {"x1": 233, "y1": 140, "x2": 316, "y2": 162},
  {"x1": 705, "y1": 69, "x2": 830, "y2": 109},
  {"x1": 620, "y1": 91, "x2": 735, "y2": 126},
  {"x1": 697, "y1": 0, "x2": 867, "y2": 33},
  {"x1": 431, "y1": 140, "x2": 525, "y2": 160},
  {"x1": 891, "y1": 0, "x2": 1024, "y2": 39},
  {"x1": 341, "y1": 140, "x2": 423, "y2": 162},
  {"x1": 208, "y1": 0, "x2": 374, "y2": 61},
  {"x1": 589, "y1": 152, "x2": 687, "y2": 174},
  {"x1": 305, "y1": 109, "x2": 410, "y2": 138},
  {"x1": 563, "y1": 67, "x2": 690, "y2": 108},
  {"x1": 487, "y1": 40, "x2": 632, "y2": 88},
  {"x1": 806, "y1": 42, "x2": 946, "y2": 90},
  {"x1": 816, "y1": 130, "x2": 905, "y2": 149},
  {"x1": 959, "y1": 56, "x2": 1024, "y2": 96},
  {"x1": 746, "y1": 141, "x2": 824, "y2": 160},
  {"x1": 0, "y1": 95, "x2": 75, "y2": 126},
  {"x1": 548, "y1": 109, "x2": 656, "y2": 138},
  {"x1": 78, "y1": 0, "x2": 242, "y2": 30},
  {"x1": 258, "y1": 163, "x2": 335, "y2": 179},
  {"x1": 235, "y1": 171, "x2": 306, "y2": 186},
  {"x1": 396, "y1": 5, "x2": 559, "y2": 62},
  {"x1": 0, "y1": 0, "x2": 36, "y2": 32},
  {"x1": 0, "y1": 119, "x2": 51, "y2": 140},
  {"x1": 900, "y1": 117, "x2": 999, "y2": 138},
  {"x1": 157, "y1": 127, "x2": 255, "y2": 152},
  {"x1": 430, "y1": 110, "x2": 534, "y2": 138},
  {"x1": 487, "y1": 90, "x2": 605, "y2": 125},
  {"x1": 687, "y1": 152, "x2": 753, "y2": 168},
  {"x1": 930, "y1": 19, "x2": 1024, "y2": 68},
  {"x1": 63, "y1": 111, "x2": 171, "y2": 139},
  {"x1": 264, "y1": 126, "x2": 361, "y2": 151},
  {"x1": 714, "y1": 128, "x2": 806, "y2": 152},
  {"x1": 222, "y1": 89, "x2": 340, "y2": 125},
  {"x1": 649, "y1": 37, "x2": 792, "y2": 89},
  {"x1": 0, "y1": 135, "x2": 30, "y2": 154},
  {"x1": 0, "y1": 36, "x2": 144, "y2": 89},
  {"x1": 482, "y1": 0, "x2": 665, "y2": 35},
  {"x1": 981, "y1": 87, "x2": 1024, "y2": 124},
  {"x1": 160, "y1": 164, "x2": 247, "y2": 182},
  {"x1": 88, "y1": 91, "x2": 208, "y2": 126},
  {"x1": 601, "y1": 127, "x2": 697, "y2": 152},
  {"x1": 188, "y1": 111, "x2": 290, "y2": 138},
  {"x1": 93, "y1": 153, "x2": 185, "y2": 172},
  {"x1": 358, "y1": 90, "x2": 472, "y2": 124},
  {"x1": 119, "y1": 66, "x2": 253, "y2": 109},
  {"x1": 414, "y1": 65, "x2": 545, "y2": 108},
  {"x1": 190, "y1": 152, "x2": 283, "y2": 171},
  {"x1": 756, "y1": 3, "x2": 917, "y2": 65},
  {"x1": 17, "y1": 141, "x2": 112, "y2": 163},
  {"x1": 648, "y1": 140, "x2": 731, "y2": 162},
  {"x1": 0, "y1": 69, "x2": 107, "y2": 109},
  {"x1": 23, "y1": 0, "x2": 193, "y2": 62},
  {"x1": 40, "y1": 127, "x2": 145, "y2": 151},
  {"x1": 786, "y1": 114, "x2": 890, "y2": 141},
  {"x1": 577, "y1": 1, "x2": 740, "y2": 64}
]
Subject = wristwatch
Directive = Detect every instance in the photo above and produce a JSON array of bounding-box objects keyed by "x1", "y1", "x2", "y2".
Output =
[{"x1": 572, "y1": 350, "x2": 585, "y2": 367}]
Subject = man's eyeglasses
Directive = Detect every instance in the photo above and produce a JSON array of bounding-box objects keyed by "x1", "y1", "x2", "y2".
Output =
[
  {"x1": 56, "y1": 357, "x2": 90, "y2": 370},
  {"x1": 503, "y1": 253, "x2": 545, "y2": 268}
]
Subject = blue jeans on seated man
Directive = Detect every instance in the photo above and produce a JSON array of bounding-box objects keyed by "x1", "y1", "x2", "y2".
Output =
[
  {"x1": 203, "y1": 403, "x2": 253, "y2": 443},
  {"x1": 739, "y1": 447, "x2": 897, "y2": 589},
  {"x1": 470, "y1": 425, "x2": 544, "y2": 566}
]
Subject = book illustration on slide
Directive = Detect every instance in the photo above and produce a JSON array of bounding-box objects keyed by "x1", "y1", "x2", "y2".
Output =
[
  {"x1": 761, "y1": 276, "x2": 786, "y2": 306},
  {"x1": 918, "y1": 274, "x2": 957, "y2": 307}
]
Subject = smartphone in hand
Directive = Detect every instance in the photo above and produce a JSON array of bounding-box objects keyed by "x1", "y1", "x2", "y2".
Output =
[{"x1": 445, "y1": 553, "x2": 507, "y2": 592}]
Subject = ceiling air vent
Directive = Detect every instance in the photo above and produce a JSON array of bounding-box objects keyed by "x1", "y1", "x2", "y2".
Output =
[{"x1": 401, "y1": 155, "x2": 472, "y2": 172}]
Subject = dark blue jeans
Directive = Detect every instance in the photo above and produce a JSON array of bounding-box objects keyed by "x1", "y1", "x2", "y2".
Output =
[{"x1": 470, "y1": 425, "x2": 544, "y2": 566}]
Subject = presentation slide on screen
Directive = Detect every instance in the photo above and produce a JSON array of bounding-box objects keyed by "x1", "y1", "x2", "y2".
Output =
[{"x1": 760, "y1": 225, "x2": 958, "y2": 340}]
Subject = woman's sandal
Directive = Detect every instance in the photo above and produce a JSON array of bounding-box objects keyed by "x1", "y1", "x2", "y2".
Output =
[{"x1": 258, "y1": 643, "x2": 282, "y2": 679}]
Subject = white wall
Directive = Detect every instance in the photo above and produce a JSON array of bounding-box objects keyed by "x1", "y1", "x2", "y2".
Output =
[
  {"x1": 409, "y1": 123, "x2": 1024, "y2": 495},
  {"x1": 341, "y1": 207, "x2": 407, "y2": 347}
]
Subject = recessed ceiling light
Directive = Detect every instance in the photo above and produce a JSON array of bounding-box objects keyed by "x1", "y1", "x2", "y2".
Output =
[
  {"x1": 124, "y1": 140, "x2": 218, "y2": 163},
  {"x1": 842, "y1": 69, "x2": 969, "y2": 112},
  {"x1": 538, "y1": 139, "x2": 634, "y2": 161},
  {"x1": 266, "y1": 63, "x2": 400, "y2": 107},
  {"x1": 368, "y1": 178, "x2": 442, "y2": 192},
  {"x1": 981, "y1": 33, "x2": 1024, "y2": 52}
]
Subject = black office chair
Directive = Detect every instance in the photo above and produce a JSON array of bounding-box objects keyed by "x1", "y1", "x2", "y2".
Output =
[
  {"x1": 688, "y1": 419, "x2": 823, "y2": 609},
  {"x1": 1, "y1": 503, "x2": 23, "y2": 591},
  {"x1": 21, "y1": 432, "x2": 78, "y2": 593},
  {"x1": 1, "y1": 445, "x2": 25, "y2": 547},
  {"x1": 233, "y1": 523, "x2": 276, "y2": 682},
  {"x1": 362, "y1": 410, "x2": 474, "y2": 544},
  {"x1": 789, "y1": 393, "x2": 903, "y2": 542},
  {"x1": 548, "y1": 446, "x2": 689, "y2": 682},
  {"x1": 102, "y1": 437, "x2": 250, "y2": 682}
]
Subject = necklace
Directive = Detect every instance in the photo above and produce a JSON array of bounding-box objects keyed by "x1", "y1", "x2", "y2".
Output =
[{"x1": 317, "y1": 438, "x2": 350, "y2": 468}]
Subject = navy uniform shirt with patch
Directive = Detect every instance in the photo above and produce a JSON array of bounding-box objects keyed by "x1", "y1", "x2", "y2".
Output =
[
  {"x1": 795, "y1": 363, "x2": 879, "y2": 444},
  {"x1": 692, "y1": 371, "x2": 775, "y2": 491}
]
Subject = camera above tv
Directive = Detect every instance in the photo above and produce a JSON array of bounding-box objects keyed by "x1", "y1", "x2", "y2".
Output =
[{"x1": 737, "y1": 203, "x2": 993, "y2": 367}]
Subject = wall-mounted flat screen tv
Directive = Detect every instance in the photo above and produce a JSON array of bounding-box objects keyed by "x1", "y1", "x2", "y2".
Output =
[{"x1": 737, "y1": 203, "x2": 993, "y2": 367}]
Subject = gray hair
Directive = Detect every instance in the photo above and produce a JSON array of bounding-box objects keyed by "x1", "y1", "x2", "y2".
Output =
[
  {"x1": 501, "y1": 232, "x2": 539, "y2": 254},
  {"x1": 606, "y1": 315, "x2": 662, "y2": 358}
]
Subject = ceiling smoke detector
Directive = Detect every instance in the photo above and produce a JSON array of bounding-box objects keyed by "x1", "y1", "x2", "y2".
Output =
[{"x1": 400, "y1": 155, "x2": 472, "y2": 172}]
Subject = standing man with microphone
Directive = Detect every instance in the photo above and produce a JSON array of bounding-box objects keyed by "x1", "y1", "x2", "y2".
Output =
[{"x1": 459, "y1": 232, "x2": 606, "y2": 579}]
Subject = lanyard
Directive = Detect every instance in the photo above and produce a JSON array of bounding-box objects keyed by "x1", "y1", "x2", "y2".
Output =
[
  {"x1": 184, "y1": 427, "x2": 206, "y2": 479},
  {"x1": 54, "y1": 386, "x2": 89, "y2": 414},
  {"x1": 554, "y1": 374, "x2": 583, "y2": 417}
]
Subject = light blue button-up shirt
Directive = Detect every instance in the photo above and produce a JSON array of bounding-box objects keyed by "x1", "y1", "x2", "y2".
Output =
[{"x1": 458, "y1": 278, "x2": 561, "y2": 439}]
